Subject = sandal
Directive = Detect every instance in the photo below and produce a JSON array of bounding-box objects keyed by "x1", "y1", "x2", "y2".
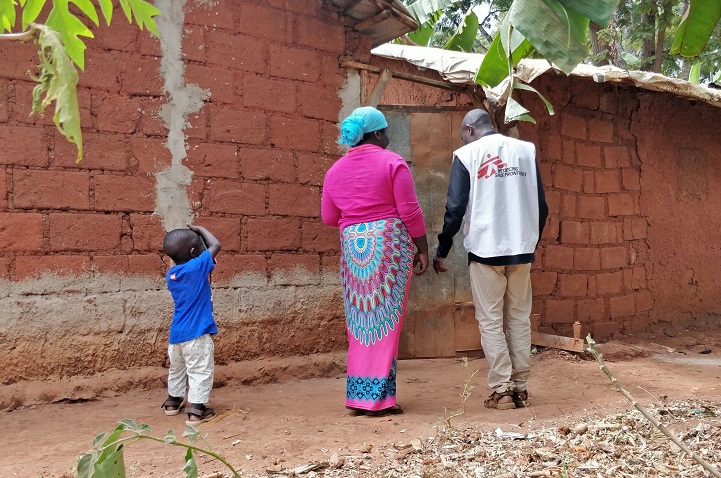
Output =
[
  {"x1": 161, "y1": 396, "x2": 185, "y2": 416},
  {"x1": 185, "y1": 404, "x2": 217, "y2": 427},
  {"x1": 365, "y1": 404, "x2": 403, "y2": 416},
  {"x1": 512, "y1": 390, "x2": 529, "y2": 408},
  {"x1": 484, "y1": 391, "x2": 516, "y2": 410}
]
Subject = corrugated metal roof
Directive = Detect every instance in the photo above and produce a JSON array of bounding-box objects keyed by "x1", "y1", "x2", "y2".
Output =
[
  {"x1": 372, "y1": 43, "x2": 721, "y2": 109},
  {"x1": 331, "y1": 0, "x2": 418, "y2": 47}
]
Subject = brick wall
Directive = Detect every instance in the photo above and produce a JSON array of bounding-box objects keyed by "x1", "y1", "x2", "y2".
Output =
[{"x1": 0, "y1": 0, "x2": 364, "y2": 384}]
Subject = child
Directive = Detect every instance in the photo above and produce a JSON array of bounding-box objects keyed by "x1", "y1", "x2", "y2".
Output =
[{"x1": 161, "y1": 224, "x2": 221, "y2": 426}]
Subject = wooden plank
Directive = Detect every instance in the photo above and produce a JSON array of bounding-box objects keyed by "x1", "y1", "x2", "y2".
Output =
[
  {"x1": 364, "y1": 68, "x2": 393, "y2": 107},
  {"x1": 341, "y1": 0, "x2": 365, "y2": 14},
  {"x1": 341, "y1": 60, "x2": 468, "y2": 92},
  {"x1": 531, "y1": 331, "x2": 585, "y2": 353},
  {"x1": 354, "y1": 9, "x2": 391, "y2": 31},
  {"x1": 454, "y1": 307, "x2": 481, "y2": 352}
]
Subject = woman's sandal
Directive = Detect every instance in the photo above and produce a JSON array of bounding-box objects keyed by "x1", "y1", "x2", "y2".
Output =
[
  {"x1": 365, "y1": 404, "x2": 403, "y2": 416},
  {"x1": 161, "y1": 396, "x2": 185, "y2": 416},
  {"x1": 484, "y1": 391, "x2": 516, "y2": 410},
  {"x1": 185, "y1": 404, "x2": 217, "y2": 427}
]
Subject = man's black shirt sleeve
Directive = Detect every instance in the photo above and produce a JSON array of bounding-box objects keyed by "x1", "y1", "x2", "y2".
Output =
[
  {"x1": 436, "y1": 156, "x2": 470, "y2": 258},
  {"x1": 536, "y1": 162, "x2": 548, "y2": 240}
]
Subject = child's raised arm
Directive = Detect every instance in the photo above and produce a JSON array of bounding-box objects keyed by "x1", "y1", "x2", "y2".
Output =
[{"x1": 187, "y1": 224, "x2": 221, "y2": 258}]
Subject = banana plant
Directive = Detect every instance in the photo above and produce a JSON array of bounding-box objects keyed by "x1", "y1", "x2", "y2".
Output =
[
  {"x1": 671, "y1": 0, "x2": 721, "y2": 58},
  {"x1": 0, "y1": 0, "x2": 160, "y2": 161}
]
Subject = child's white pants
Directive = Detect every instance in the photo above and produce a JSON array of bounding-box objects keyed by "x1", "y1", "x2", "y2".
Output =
[{"x1": 167, "y1": 334, "x2": 214, "y2": 404}]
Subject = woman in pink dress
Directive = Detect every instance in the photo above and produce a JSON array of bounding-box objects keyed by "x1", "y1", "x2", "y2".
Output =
[{"x1": 321, "y1": 106, "x2": 428, "y2": 416}]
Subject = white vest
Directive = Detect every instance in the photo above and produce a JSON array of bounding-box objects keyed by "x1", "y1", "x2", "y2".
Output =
[{"x1": 454, "y1": 134, "x2": 540, "y2": 258}]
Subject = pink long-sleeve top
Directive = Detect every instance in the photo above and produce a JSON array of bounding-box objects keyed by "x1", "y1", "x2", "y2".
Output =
[{"x1": 321, "y1": 144, "x2": 426, "y2": 237}]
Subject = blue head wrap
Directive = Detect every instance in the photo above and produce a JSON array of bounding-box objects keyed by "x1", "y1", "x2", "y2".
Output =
[{"x1": 338, "y1": 106, "x2": 389, "y2": 146}]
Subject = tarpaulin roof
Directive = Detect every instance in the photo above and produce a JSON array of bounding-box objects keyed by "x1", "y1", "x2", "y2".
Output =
[{"x1": 372, "y1": 43, "x2": 721, "y2": 109}]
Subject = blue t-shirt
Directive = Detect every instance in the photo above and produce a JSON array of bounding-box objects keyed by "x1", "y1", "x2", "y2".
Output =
[{"x1": 166, "y1": 250, "x2": 217, "y2": 344}]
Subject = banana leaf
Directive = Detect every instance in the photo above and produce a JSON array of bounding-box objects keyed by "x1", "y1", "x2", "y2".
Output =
[{"x1": 671, "y1": 0, "x2": 721, "y2": 57}]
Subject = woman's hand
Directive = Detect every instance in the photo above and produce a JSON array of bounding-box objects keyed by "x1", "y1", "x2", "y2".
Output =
[{"x1": 413, "y1": 251, "x2": 428, "y2": 276}]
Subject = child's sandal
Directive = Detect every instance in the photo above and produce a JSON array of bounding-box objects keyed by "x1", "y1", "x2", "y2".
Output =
[
  {"x1": 185, "y1": 404, "x2": 217, "y2": 427},
  {"x1": 161, "y1": 396, "x2": 185, "y2": 416}
]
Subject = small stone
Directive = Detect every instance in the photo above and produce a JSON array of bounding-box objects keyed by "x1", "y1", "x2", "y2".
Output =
[
  {"x1": 329, "y1": 453, "x2": 345, "y2": 469},
  {"x1": 359, "y1": 443, "x2": 373, "y2": 453},
  {"x1": 574, "y1": 423, "x2": 589, "y2": 435}
]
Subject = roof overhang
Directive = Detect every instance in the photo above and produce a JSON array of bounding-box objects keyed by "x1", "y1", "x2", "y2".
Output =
[
  {"x1": 332, "y1": 0, "x2": 418, "y2": 47},
  {"x1": 372, "y1": 43, "x2": 721, "y2": 110}
]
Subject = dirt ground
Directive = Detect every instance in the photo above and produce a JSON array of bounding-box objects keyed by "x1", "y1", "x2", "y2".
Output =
[{"x1": 5, "y1": 322, "x2": 721, "y2": 478}]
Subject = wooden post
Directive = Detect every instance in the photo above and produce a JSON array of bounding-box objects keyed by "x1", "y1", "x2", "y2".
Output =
[{"x1": 364, "y1": 68, "x2": 393, "y2": 107}]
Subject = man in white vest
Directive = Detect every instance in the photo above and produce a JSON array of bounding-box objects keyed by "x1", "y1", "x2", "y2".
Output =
[{"x1": 433, "y1": 109, "x2": 548, "y2": 410}]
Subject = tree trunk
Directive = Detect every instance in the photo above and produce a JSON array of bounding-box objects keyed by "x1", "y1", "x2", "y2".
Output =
[
  {"x1": 652, "y1": 24, "x2": 665, "y2": 72},
  {"x1": 589, "y1": 21, "x2": 608, "y2": 66},
  {"x1": 641, "y1": 10, "x2": 657, "y2": 71}
]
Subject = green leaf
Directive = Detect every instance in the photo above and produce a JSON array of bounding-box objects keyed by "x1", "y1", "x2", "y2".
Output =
[
  {"x1": 70, "y1": 0, "x2": 99, "y2": 26},
  {"x1": 476, "y1": 21, "x2": 534, "y2": 87},
  {"x1": 671, "y1": 0, "x2": 721, "y2": 57},
  {"x1": 21, "y1": 0, "x2": 45, "y2": 29},
  {"x1": 164, "y1": 429, "x2": 177, "y2": 444},
  {"x1": 506, "y1": 0, "x2": 591, "y2": 74},
  {"x1": 119, "y1": 419, "x2": 138, "y2": 430},
  {"x1": 0, "y1": 0, "x2": 17, "y2": 32},
  {"x1": 689, "y1": 61, "x2": 701, "y2": 83},
  {"x1": 119, "y1": 0, "x2": 161, "y2": 36},
  {"x1": 32, "y1": 24, "x2": 83, "y2": 161},
  {"x1": 183, "y1": 427, "x2": 201, "y2": 443},
  {"x1": 93, "y1": 432, "x2": 109, "y2": 448},
  {"x1": 183, "y1": 448, "x2": 199, "y2": 478},
  {"x1": 45, "y1": 0, "x2": 94, "y2": 70},
  {"x1": 505, "y1": 96, "x2": 535, "y2": 123},
  {"x1": 513, "y1": 82, "x2": 555, "y2": 115},
  {"x1": 442, "y1": 9, "x2": 478, "y2": 52},
  {"x1": 404, "y1": 0, "x2": 462, "y2": 25},
  {"x1": 95, "y1": 444, "x2": 127, "y2": 477},
  {"x1": 98, "y1": 0, "x2": 112, "y2": 25},
  {"x1": 77, "y1": 453, "x2": 96, "y2": 478},
  {"x1": 620, "y1": 51, "x2": 640, "y2": 68},
  {"x1": 407, "y1": 9, "x2": 441, "y2": 46},
  {"x1": 136, "y1": 423, "x2": 152, "y2": 432},
  {"x1": 556, "y1": 0, "x2": 619, "y2": 27}
]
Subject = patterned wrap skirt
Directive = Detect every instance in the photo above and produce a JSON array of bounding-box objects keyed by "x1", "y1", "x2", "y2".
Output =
[{"x1": 340, "y1": 218, "x2": 413, "y2": 411}]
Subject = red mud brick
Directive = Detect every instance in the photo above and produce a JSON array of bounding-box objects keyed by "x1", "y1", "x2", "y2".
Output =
[
  {"x1": 546, "y1": 135, "x2": 561, "y2": 161},
  {"x1": 562, "y1": 140, "x2": 576, "y2": 165},
  {"x1": 576, "y1": 144, "x2": 603, "y2": 168},
  {"x1": 599, "y1": 93, "x2": 618, "y2": 115},
  {"x1": 554, "y1": 164, "x2": 582, "y2": 192},
  {"x1": 545, "y1": 190, "x2": 561, "y2": 214},
  {"x1": 13, "y1": 170, "x2": 90, "y2": 210},
  {"x1": 267, "y1": 0, "x2": 321, "y2": 15},
  {"x1": 578, "y1": 196, "x2": 605, "y2": 219},
  {"x1": 587, "y1": 275, "x2": 597, "y2": 297},
  {"x1": 80, "y1": 50, "x2": 122, "y2": 93},
  {"x1": 132, "y1": 138, "x2": 172, "y2": 174},
  {"x1": 582, "y1": 170, "x2": 594, "y2": 193},
  {"x1": 544, "y1": 245, "x2": 574, "y2": 270},
  {"x1": 541, "y1": 217, "x2": 559, "y2": 242},
  {"x1": 245, "y1": 217, "x2": 300, "y2": 251},
  {"x1": 186, "y1": 65, "x2": 235, "y2": 104},
  {"x1": 0, "y1": 41, "x2": 37, "y2": 81},
  {"x1": 0, "y1": 257, "x2": 11, "y2": 279},
  {"x1": 561, "y1": 193, "x2": 576, "y2": 218},
  {"x1": 210, "y1": 108, "x2": 266, "y2": 144},
  {"x1": 95, "y1": 175, "x2": 155, "y2": 212},
  {"x1": 0, "y1": 85, "x2": 9, "y2": 123},
  {"x1": 0, "y1": 126, "x2": 49, "y2": 167},
  {"x1": 130, "y1": 214, "x2": 165, "y2": 252},
  {"x1": 187, "y1": 109, "x2": 208, "y2": 140},
  {"x1": 589, "y1": 222, "x2": 618, "y2": 244},
  {"x1": 53, "y1": 132, "x2": 129, "y2": 171},
  {"x1": 192, "y1": 216, "x2": 242, "y2": 251},
  {"x1": 270, "y1": 44, "x2": 321, "y2": 83},
  {"x1": 610, "y1": 294, "x2": 635, "y2": 319},
  {"x1": 182, "y1": 27, "x2": 206, "y2": 63},
  {"x1": 92, "y1": 255, "x2": 128, "y2": 274},
  {"x1": 297, "y1": 152, "x2": 337, "y2": 186},
  {"x1": 631, "y1": 218, "x2": 647, "y2": 239},
  {"x1": 632, "y1": 267, "x2": 646, "y2": 290},
  {"x1": 93, "y1": 15, "x2": 140, "y2": 52},
  {"x1": 269, "y1": 116, "x2": 321, "y2": 152},
  {"x1": 296, "y1": 16, "x2": 345, "y2": 53},
  {"x1": 184, "y1": 0, "x2": 236, "y2": 29},
  {"x1": 596, "y1": 270, "x2": 623, "y2": 295},
  {"x1": 122, "y1": 56, "x2": 163, "y2": 96},
  {"x1": 127, "y1": 254, "x2": 165, "y2": 276},
  {"x1": 320, "y1": 122, "x2": 342, "y2": 156},
  {"x1": 545, "y1": 299, "x2": 575, "y2": 323},
  {"x1": 595, "y1": 170, "x2": 620, "y2": 193},
  {"x1": 96, "y1": 97, "x2": 141, "y2": 134},
  {"x1": 636, "y1": 290, "x2": 653, "y2": 312},
  {"x1": 0, "y1": 168, "x2": 6, "y2": 209},
  {"x1": 531, "y1": 271, "x2": 557, "y2": 296},
  {"x1": 577, "y1": 298, "x2": 605, "y2": 322},
  {"x1": 138, "y1": 30, "x2": 161, "y2": 57},
  {"x1": 299, "y1": 84, "x2": 342, "y2": 122},
  {"x1": 538, "y1": 163, "x2": 552, "y2": 187},
  {"x1": 0, "y1": 213, "x2": 44, "y2": 252},
  {"x1": 206, "y1": 180, "x2": 266, "y2": 215},
  {"x1": 212, "y1": 253, "x2": 268, "y2": 283},
  {"x1": 317, "y1": 54, "x2": 345, "y2": 89},
  {"x1": 270, "y1": 253, "x2": 321, "y2": 285},
  {"x1": 49, "y1": 213, "x2": 122, "y2": 251},
  {"x1": 14, "y1": 255, "x2": 91, "y2": 279},
  {"x1": 207, "y1": 31, "x2": 266, "y2": 73},
  {"x1": 561, "y1": 114, "x2": 586, "y2": 140},
  {"x1": 559, "y1": 273, "x2": 587, "y2": 297},
  {"x1": 140, "y1": 98, "x2": 168, "y2": 136},
  {"x1": 240, "y1": 147, "x2": 295, "y2": 182},
  {"x1": 239, "y1": 5, "x2": 292, "y2": 43},
  {"x1": 186, "y1": 142, "x2": 240, "y2": 179},
  {"x1": 607, "y1": 194, "x2": 636, "y2": 216},
  {"x1": 559, "y1": 221, "x2": 588, "y2": 244},
  {"x1": 592, "y1": 320, "x2": 621, "y2": 339},
  {"x1": 588, "y1": 118, "x2": 614, "y2": 143},
  {"x1": 600, "y1": 246, "x2": 627, "y2": 269},
  {"x1": 269, "y1": 184, "x2": 321, "y2": 217},
  {"x1": 301, "y1": 220, "x2": 339, "y2": 253},
  {"x1": 622, "y1": 167, "x2": 640, "y2": 191},
  {"x1": 574, "y1": 248, "x2": 600, "y2": 270},
  {"x1": 604, "y1": 145, "x2": 630, "y2": 168},
  {"x1": 243, "y1": 75, "x2": 297, "y2": 113}
]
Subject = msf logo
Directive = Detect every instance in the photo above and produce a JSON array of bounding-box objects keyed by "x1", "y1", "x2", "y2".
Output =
[{"x1": 477, "y1": 154, "x2": 507, "y2": 179}]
